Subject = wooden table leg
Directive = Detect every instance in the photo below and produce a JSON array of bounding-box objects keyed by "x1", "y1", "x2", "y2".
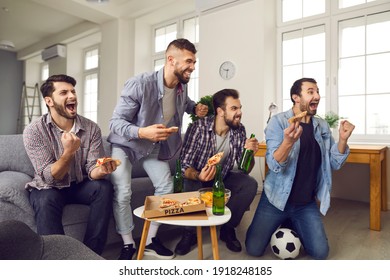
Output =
[
  {"x1": 196, "y1": 226, "x2": 203, "y2": 260},
  {"x1": 381, "y1": 153, "x2": 387, "y2": 211},
  {"x1": 209, "y1": 225, "x2": 219, "y2": 260},
  {"x1": 137, "y1": 220, "x2": 150, "y2": 260},
  {"x1": 370, "y1": 155, "x2": 381, "y2": 231}
]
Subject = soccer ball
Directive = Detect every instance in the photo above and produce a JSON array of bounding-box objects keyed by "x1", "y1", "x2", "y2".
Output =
[{"x1": 270, "y1": 228, "x2": 302, "y2": 260}]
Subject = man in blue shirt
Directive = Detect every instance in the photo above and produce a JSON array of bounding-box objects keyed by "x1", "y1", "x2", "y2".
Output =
[
  {"x1": 245, "y1": 78, "x2": 355, "y2": 259},
  {"x1": 107, "y1": 39, "x2": 208, "y2": 260}
]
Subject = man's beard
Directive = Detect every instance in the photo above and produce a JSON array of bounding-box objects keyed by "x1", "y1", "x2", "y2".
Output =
[
  {"x1": 53, "y1": 100, "x2": 77, "y2": 120},
  {"x1": 225, "y1": 115, "x2": 241, "y2": 130},
  {"x1": 174, "y1": 69, "x2": 190, "y2": 84},
  {"x1": 300, "y1": 103, "x2": 316, "y2": 116}
]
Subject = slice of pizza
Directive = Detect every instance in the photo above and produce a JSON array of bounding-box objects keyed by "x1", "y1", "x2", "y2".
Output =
[
  {"x1": 167, "y1": 126, "x2": 179, "y2": 133},
  {"x1": 288, "y1": 111, "x2": 307, "y2": 124},
  {"x1": 207, "y1": 152, "x2": 224, "y2": 167},
  {"x1": 159, "y1": 198, "x2": 180, "y2": 209},
  {"x1": 95, "y1": 157, "x2": 121, "y2": 167}
]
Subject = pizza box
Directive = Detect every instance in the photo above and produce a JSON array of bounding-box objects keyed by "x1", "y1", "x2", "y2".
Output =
[{"x1": 143, "y1": 191, "x2": 206, "y2": 219}]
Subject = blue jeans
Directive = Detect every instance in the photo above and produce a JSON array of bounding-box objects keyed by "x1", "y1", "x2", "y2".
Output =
[
  {"x1": 110, "y1": 144, "x2": 173, "y2": 235},
  {"x1": 29, "y1": 179, "x2": 113, "y2": 255},
  {"x1": 245, "y1": 192, "x2": 329, "y2": 260}
]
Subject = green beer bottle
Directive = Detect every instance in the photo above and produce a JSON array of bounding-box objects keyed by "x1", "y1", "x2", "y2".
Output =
[
  {"x1": 212, "y1": 164, "x2": 225, "y2": 215},
  {"x1": 173, "y1": 159, "x2": 183, "y2": 193},
  {"x1": 238, "y1": 133, "x2": 255, "y2": 174}
]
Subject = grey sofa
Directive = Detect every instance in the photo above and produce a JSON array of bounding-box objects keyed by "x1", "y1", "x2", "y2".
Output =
[{"x1": 0, "y1": 134, "x2": 179, "y2": 246}]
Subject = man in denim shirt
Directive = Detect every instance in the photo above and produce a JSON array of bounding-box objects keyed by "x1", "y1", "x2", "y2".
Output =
[
  {"x1": 108, "y1": 39, "x2": 208, "y2": 260},
  {"x1": 245, "y1": 78, "x2": 355, "y2": 259}
]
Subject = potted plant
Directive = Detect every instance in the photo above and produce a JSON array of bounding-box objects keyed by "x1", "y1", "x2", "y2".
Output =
[{"x1": 324, "y1": 111, "x2": 340, "y2": 128}]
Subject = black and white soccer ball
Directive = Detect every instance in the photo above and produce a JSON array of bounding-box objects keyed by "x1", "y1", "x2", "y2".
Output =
[{"x1": 270, "y1": 228, "x2": 302, "y2": 260}]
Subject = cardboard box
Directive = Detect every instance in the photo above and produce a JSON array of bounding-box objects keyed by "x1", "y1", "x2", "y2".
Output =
[{"x1": 143, "y1": 191, "x2": 206, "y2": 219}]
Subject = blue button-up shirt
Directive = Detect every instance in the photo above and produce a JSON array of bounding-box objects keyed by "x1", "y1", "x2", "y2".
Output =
[
  {"x1": 264, "y1": 109, "x2": 350, "y2": 215},
  {"x1": 107, "y1": 68, "x2": 196, "y2": 163}
]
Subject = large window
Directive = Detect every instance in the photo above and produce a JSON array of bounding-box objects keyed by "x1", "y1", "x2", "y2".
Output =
[
  {"x1": 279, "y1": 0, "x2": 390, "y2": 141},
  {"x1": 83, "y1": 47, "x2": 99, "y2": 123},
  {"x1": 153, "y1": 15, "x2": 199, "y2": 130}
]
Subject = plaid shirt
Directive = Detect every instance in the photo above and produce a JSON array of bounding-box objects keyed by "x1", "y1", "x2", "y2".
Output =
[
  {"x1": 23, "y1": 113, "x2": 105, "y2": 190},
  {"x1": 180, "y1": 116, "x2": 247, "y2": 178}
]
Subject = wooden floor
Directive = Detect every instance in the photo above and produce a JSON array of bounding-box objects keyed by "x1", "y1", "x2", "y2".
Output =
[{"x1": 102, "y1": 193, "x2": 390, "y2": 260}]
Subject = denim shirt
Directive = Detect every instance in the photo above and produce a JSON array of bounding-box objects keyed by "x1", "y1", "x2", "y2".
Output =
[
  {"x1": 107, "y1": 68, "x2": 196, "y2": 163},
  {"x1": 264, "y1": 109, "x2": 350, "y2": 215}
]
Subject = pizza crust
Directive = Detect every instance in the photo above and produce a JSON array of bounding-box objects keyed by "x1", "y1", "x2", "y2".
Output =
[
  {"x1": 95, "y1": 157, "x2": 121, "y2": 167},
  {"x1": 288, "y1": 111, "x2": 307, "y2": 124}
]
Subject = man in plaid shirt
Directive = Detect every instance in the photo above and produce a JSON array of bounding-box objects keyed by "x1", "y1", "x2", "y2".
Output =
[
  {"x1": 23, "y1": 74, "x2": 116, "y2": 255},
  {"x1": 175, "y1": 88, "x2": 259, "y2": 255}
]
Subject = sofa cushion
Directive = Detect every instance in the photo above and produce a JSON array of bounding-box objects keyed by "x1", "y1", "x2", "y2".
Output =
[
  {"x1": 0, "y1": 171, "x2": 34, "y2": 212},
  {"x1": 0, "y1": 135, "x2": 35, "y2": 177}
]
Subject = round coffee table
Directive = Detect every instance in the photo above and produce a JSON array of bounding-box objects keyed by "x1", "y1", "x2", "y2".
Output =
[{"x1": 133, "y1": 206, "x2": 231, "y2": 260}]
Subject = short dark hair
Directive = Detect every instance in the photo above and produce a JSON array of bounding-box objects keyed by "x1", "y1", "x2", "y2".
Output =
[
  {"x1": 40, "y1": 74, "x2": 76, "y2": 99},
  {"x1": 212, "y1": 89, "x2": 240, "y2": 115},
  {"x1": 290, "y1": 77, "x2": 317, "y2": 104},
  {"x1": 166, "y1": 38, "x2": 197, "y2": 54}
]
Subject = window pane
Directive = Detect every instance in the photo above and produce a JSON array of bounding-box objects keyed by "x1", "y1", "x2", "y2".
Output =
[
  {"x1": 282, "y1": 25, "x2": 325, "y2": 111},
  {"x1": 303, "y1": 62, "x2": 325, "y2": 91},
  {"x1": 154, "y1": 58, "x2": 165, "y2": 71},
  {"x1": 282, "y1": 0, "x2": 325, "y2": 22},
  {"x1": 155, "y1": 23, "x2": 177, "y2": 53},
  {"x1": 84, "y1": 73, "x2": 98, "y2": 122},
  {"x1": 282, "y1": 0, "x2": 302, "y2": 22},
  {"x1": 367, "y1": 94, "x2": 390, "y2": 134},
  {"x1": 283, "y1": 30, "x2": 303, "y2": 65},
  {"x1": 339, "y1": 17, "x2": 365, "y2": 57},
  {"x1": 303, "y1": 25, "x2": 325, "y2": 62},
  {"x1": 85, "y1": 48, "x2": 99, "y2": 70},
  {"x1": 367, "y1": 11, "x2": 390, "y2": 54},
  {"x1": 339, "y1": 0, "x2": 378, "y2": 9},
  {"x1": 339, "y1": 95, "x2": 365, "y2": 134},
  {"x1": 367, "y1": 53, "x2": 390, "y2": 94},
  {"x1": 184, "y1": 17, "x2": 199, "y2": 43},
  {"x1": 303, "y1": 0, "x2": 325, "y2": 18},
  {"x1": 283, "y1": 65, "x2": 303, "y2": 100},
  {"x1": 339, "y1": 57, "x2": 365, "y2": 95}
]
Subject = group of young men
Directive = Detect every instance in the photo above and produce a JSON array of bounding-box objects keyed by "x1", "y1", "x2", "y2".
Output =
[{"x1": 22, "y1": 38, "x2": 355, "y2": 260}]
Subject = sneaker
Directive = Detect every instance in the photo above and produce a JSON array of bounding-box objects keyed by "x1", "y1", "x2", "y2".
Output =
[
  {"x1": 144, "y1": 237, "x2": 175, "y2": 259},
  {"x1": 118, "y1": 244, "x2": 137, "y2": 260}
]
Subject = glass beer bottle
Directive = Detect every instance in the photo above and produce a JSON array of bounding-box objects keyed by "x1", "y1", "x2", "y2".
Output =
[
  {"x1": 212, "y1": 164, "x2": 225, "y2": 215},
  {"x1": 238, "y1": 133, "x2": 255, "y2": 174},
  {"x1": 173, "y1": 159, "x2": 183, "y2": 193}
]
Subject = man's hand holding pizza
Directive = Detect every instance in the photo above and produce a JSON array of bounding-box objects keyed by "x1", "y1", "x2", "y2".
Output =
[
  {"x1": 138, "y1": 124, "x2": 179, "y2": 143},
  {"x1": 90, "y1": 157, "x2": 120, "y2": 179}
]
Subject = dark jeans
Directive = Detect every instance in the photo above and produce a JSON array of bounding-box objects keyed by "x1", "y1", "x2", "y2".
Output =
[
  {"x1": 184, "y1": 170, "x2": 258, "y2": 231},
  {"x1": 29, "y1": 179, "x2": 113, "y2": 255}
]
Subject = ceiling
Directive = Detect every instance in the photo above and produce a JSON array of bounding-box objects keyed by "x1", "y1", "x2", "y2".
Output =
[{"x1": 0, "y1": 0, "x2": 195, "y2": 52}]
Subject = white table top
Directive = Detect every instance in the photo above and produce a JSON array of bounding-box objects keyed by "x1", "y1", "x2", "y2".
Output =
[{"x1": 133, "y1": 206, "x2": 231, "y2": 227}]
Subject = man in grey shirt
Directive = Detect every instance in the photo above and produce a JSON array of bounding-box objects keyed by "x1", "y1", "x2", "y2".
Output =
[{"x1": 108, "y1": 38, "x2": 208, "y2": 260}]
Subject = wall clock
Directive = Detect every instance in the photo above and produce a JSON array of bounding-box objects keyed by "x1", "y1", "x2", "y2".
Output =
[{"x1": 219, "y1": 61, "x2": 236, "y2": 80}]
